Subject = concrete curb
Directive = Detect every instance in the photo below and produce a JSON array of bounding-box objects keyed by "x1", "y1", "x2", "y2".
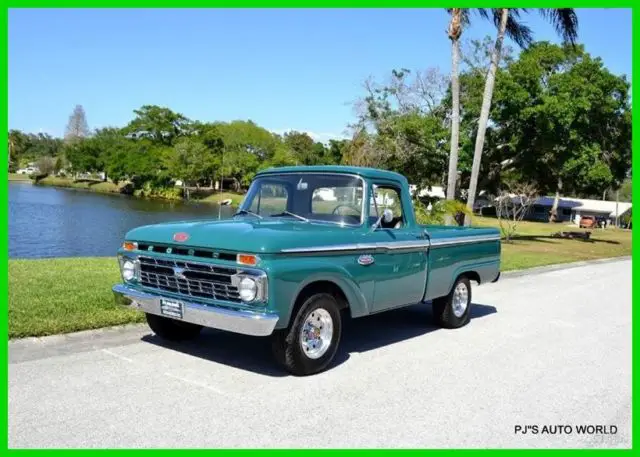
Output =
[
  {"x1": 9, "y1": 256, "x2": 631, "y2": 346},
  {"x1": 501, "y1": 255, "x2": 631, "y2": 279},
  {"x1": 9, "y1": 322, "x2": 148, "y2": 347}
]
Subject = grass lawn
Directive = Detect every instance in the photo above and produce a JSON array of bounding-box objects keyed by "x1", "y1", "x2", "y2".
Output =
[
  {"x1": 196, "y1": 191, "x2": 246, "y2": 205},
  {"x1": 8, "y1": 173, "x2": 32, "y2": 182},
  {"x1": 472, "y1": 216, "x2": 631, "y2": 271},
  {"x1": 8, "y1": 217, "x2": 631, "y2": 339},
  {"x1": 9, "y1": 258, "x2": 145, "y2": 339}
]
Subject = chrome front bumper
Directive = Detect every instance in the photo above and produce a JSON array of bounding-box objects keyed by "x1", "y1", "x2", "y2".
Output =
[{"x1": 112, "y1": 284, "x2": 279, "y2": 337}]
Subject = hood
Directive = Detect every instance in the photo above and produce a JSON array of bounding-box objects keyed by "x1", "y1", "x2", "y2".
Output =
[{"x1": 125, "y1": 217, "x2": 363, "y2": 254}]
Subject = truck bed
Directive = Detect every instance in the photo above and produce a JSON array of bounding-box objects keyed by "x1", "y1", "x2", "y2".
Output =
[{"x1": 421, "y1": 224, "x2": 501, "y2": 301}]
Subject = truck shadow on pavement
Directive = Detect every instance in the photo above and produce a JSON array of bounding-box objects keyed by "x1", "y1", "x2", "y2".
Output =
[{"x1": 141, "y1": 302, "x2": 497, "y2": 377}]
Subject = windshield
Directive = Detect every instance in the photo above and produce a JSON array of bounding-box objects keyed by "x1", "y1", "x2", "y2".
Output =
[{"x1": 238, "y1": 173, "x2": 364, "y2": 226}]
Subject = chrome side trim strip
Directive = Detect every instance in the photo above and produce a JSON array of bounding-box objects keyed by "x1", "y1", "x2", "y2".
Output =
[
  {"x1": 280, "y1": 234, "x2": 500, "y2": 254},
  {"x1": 281, "y1": 240, "x2": 430, "y2": 254},
  {"x1": 112, "y1": 284, "x2": 278, "y2": 337},
  {"x1": 429, "y1": 234, "x2": 501, "y2": 249}
]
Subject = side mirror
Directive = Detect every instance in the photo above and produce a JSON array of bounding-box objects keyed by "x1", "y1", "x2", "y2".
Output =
[
  {"x1": 382, "y1": 208, "x2": 393, "y2": 223},
  {"x1": 372, "y1": 208, "x2": 393, "y2": 230}
]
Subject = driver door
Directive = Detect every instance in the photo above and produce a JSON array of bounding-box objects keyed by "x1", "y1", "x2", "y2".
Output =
[{"x1": 366, "y1": 183, "x2": 428, "y2": 313}]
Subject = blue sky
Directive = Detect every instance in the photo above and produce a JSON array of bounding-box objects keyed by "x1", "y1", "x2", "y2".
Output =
[{"x1": 9, "y1": 8, "x2": 632, "y2": 143}]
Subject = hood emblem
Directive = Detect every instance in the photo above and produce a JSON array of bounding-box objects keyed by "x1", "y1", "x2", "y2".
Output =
[{"x1": 173, "y1": 232, "x2": 189, "y2": 242}]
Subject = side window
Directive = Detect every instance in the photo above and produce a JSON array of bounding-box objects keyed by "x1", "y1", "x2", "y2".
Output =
[
  {"x1": 249, "y1": 183, "x2": 288, "y2": 216},
  {"x1": 369, "y1": 185, "x2": 404, "y2": 229}
]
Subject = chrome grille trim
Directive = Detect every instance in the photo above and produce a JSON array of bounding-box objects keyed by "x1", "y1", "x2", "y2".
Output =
[{"x1": 137, "y1": 255, "x2": 242, "y2": 303}]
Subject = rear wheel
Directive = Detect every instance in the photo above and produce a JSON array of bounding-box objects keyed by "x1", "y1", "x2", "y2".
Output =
[
  {"x1": 432, "y1": 276, "x2": 472, "y2": 329},
  {"x1": 145, "y1": 313, "x2": 203, "y2": 341},
  {"x1": 271, "y1": 293, "x2": 342, "y2": 376}
]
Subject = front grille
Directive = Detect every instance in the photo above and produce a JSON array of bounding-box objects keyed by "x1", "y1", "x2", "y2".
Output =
[{"x1": 138, "y1": 256, "x2": 241, "y2": 303}]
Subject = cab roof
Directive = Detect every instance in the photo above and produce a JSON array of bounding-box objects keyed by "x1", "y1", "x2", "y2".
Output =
[{"x1": 255, "y1": 165, "x2": 408, "y2": 185}]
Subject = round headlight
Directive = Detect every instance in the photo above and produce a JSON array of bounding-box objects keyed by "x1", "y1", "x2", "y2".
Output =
[
  {"x1": 122, "y1": 260, "x2": 135, "y2": 281},
  {"x1": 238, "y1": 277, "x2": 257, "y2": 302}
]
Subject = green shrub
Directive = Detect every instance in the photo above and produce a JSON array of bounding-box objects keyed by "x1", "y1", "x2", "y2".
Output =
[
  {"x1": 414, "y1": 198, "x2": 474, "y2": 226},
  {"x1": 133, "y1": 182, "x2": 183, "y2": 200}
]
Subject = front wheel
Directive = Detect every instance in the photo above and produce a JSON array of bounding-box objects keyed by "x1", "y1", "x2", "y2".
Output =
[
  {"x1": 271, "y1": 293, "x2": 342, "y2": 376},
  {"x1": 432, "y1": 276, "x2": 472, "y2": 329}
]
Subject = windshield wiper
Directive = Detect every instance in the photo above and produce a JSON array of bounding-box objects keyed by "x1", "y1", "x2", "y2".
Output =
[
  {"x1": 233, "y1": 209, "x2": 263, "y2": 219},
  {"x1": 270, "y1": 211, "x2": 309, "y2": 222}
]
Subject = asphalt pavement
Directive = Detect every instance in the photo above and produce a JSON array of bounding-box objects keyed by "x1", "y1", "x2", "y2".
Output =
[{"x1": 9, "y1": 258, "x2": 631, "y2": 448}]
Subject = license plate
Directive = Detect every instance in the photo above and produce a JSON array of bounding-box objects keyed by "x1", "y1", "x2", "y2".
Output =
[{"x1": 160, "y1": 298, "x2": 184, "y2": 319}]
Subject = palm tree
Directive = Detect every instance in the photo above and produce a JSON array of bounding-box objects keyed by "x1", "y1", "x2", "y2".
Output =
[
  {"x1": 444, "y1": 8, "x2": 532, "y2": 225},
  {"x1": 463, "y1": 8, "x2": 579, "y2": 225},
  {"x1": 444, "y1": 8, "x2": 468, "y2": 206}
]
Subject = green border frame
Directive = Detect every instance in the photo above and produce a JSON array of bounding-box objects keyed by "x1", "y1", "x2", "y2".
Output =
[{"x1": 2, "y1": 3, "x2": 636, "y2": 453}]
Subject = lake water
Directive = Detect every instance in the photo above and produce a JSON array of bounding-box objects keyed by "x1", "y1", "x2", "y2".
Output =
[{"x1": 8, "y1": 182, "x2": 236, "y2": 259}]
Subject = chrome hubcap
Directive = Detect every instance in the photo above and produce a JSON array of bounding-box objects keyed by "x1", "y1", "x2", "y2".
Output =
[
  {"x1": 299, "y1": 308, "x2": 333, "y2": 359},
  {"x1": 452, "y1": 282, "x2": 469, "y2": 318}
]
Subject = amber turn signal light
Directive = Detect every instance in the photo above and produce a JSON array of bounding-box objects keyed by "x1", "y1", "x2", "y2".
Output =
[
  {"x1": 237, "y1": 254, "x2": 258, "y2": 266},
  {"x1": 122, "y1": 241, "x2": 138, "y2": 251}
]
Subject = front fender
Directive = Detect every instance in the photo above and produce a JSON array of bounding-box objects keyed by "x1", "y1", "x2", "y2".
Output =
[{"x1": 267, "y1": 257, "x2": 372, "y2": 329}]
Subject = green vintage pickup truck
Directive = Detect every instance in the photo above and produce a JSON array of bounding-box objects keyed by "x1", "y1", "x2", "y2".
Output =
[{"x1": 113, "y1": 166, "x2": 501, "y2": 375}]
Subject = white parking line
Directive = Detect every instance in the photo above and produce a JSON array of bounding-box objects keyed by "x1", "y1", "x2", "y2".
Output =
[
  {"x1": 102, "y1": 348, "x2": 134, "y2": 363},
  {"x1": 163, "y1": 372, "x2": 227, "y2": 395}
]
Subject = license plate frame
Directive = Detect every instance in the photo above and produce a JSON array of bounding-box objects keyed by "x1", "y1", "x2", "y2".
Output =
[{"x1": 160, "y1": 298, "x2": 184, "y2": 319}]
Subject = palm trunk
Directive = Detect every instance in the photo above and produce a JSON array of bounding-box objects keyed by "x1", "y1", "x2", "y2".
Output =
[
  {"x1": 446, "y1": 13, "x2": 461, "y2": 202},
  {"x1": 549, "y1": 176, "x2": 562, "y2": 222},
  {"x1": 445, "y1": 41, "x2": 461, "y2": 226},
  {"x1": 445, "y1": 9, "x2": 462, "y2": 226},
  {"x1": 183, "y1": 181, "x2": 190, "y2": 200},
  {"x1": 464, "y1": 8, "x2": 509, "y2": 226}
]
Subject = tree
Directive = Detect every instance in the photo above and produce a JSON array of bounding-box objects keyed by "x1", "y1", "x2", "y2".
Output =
[
  {"x1": 124, "y1": 105, "x2": 192, "y2": 145},
  {"x1": 164, "y1": 137, "x2": 211, "y2": 197},
  {"x1": 215, "y1": 120, "x2": 282, "y2": 189},
  {"x1": 444, "y1": 9, "x2": 531, "y2": 209},
  {"x1": 265, "y1": 143, "x2": 298, "y2": 168},
  {"x1": 63, "y1": 135, "x2": 104, "y2": 174},
  {"x1": 326, "y1": 139, "x2": 349, "y2": 165},
  {"x1": 283, "y1": 131, "x2": 316, "y2": 165},
  {"x1": 349, "y1": 68, "x2": 449, "y2": 188},
  {"x1": 441, "y1": 36, "x2": 516, "y2": 198},
  {"x1": 341, "y1": 128, "x2": 387, "y2": 168},
  {"x1": 495, "y1": 182, "x2": 538, "y2": 241},
  {"x1": 8, "y1": 130, "x2": 29, "y2": 168},
  {"x1": 444, "y1": 9, "x2": 468, "y2": 205},
  {"x1": 607, "y1": 178, "x2": 632, "y2": 203},
  {"x1": 89, "y1": 127, "x2": 135, "y2": 182},
  {"x1": 64, "y1": 105, "x2": 90, "y2": 143},
  {"x1": 495, "y1": 42, "x2": 630, "y2": 221},
  {"x1": 35, "y1": 156, "x2": 58, "y2": 176},
  {"x1": 464, "y1": 8, "x2": 579, "y2": 225},
  {"x1": 16, "y1": 132, "x2": 63, "y2": 162},
  {"x1": 192, "y1": 122, "x2": 227, "y2": 188}
]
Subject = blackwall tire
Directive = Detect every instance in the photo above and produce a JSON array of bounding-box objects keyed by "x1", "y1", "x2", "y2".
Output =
[
  {"x1": 432, "y1": 276, "x2": 472, "y2": 329},
  {"x1": 271, "y1": 293, "x2": 342, "y2": 376}
]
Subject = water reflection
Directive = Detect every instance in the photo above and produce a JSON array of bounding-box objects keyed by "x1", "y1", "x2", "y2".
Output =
[{"x1": 8, "y1": 182, "x2": 235, "y2": 258}]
